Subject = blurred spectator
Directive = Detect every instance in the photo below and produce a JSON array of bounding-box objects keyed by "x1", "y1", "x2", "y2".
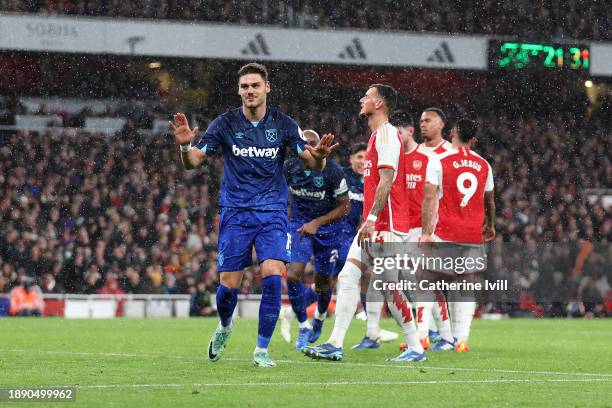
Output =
[
  {"x1": 1, "y1": 0, "x2": 610, "y2": 41},
  {"x1": 9, "y1": 277, "x2": 44, "y2": 316},
  {"x1": 190, "y1": 281, "x2": 214, "y2": 317},
  {"x1": 41, "y1": 272, "x2": 64, "y2": 294}
]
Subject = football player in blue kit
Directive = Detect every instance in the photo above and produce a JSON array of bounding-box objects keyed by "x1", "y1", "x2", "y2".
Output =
[
  {"x1": 169, "y1": 63, "x2": 338, "y2": 367},
  {"x1": 284, "y1": 129, "x2": 351, "y2": 350}
]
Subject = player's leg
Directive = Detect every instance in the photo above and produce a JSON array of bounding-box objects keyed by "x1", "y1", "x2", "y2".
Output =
[
  {"x1": 432, "y1": 290, "x2": 452, "y2": 343},
  {"x1": 353, "y1": 267, "x2": 384, "y2": 349},
  {"x1": 208, "y1": 208, "x2": 254, "y2": 363},
  {"x1": 308, "y1": 233, "x2": 339, "y2": 343},
  {"x1": 252, "y1": 210, "x2": 292, "y2": 367},
  {"x1": 380, "y1": 243, "x2": 425, "y2": 362},
  {"x1": 450, "y1": 273, "x2": 478, "y2": 352},
  {"x1": 287, "y1": 261, "x2": 312, "y2": 349},
  {"x1": 303, "y1": 236, "x2": 366, "y2": 361}
]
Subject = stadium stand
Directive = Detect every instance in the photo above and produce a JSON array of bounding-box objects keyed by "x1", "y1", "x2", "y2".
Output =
[{"x1": 1, "y1": 0, "x2": 610, "y2": 41}]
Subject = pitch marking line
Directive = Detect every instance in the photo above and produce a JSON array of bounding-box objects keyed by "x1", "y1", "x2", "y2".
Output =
[
  {"x1": 3, "y1": 349, "x2": 612, "y2": 378},
  {"x1": 68, "y1": 378, "x2": 612, "y2": 389}
]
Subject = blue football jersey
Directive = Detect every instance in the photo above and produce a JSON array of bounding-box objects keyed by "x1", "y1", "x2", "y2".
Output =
[
  {"x1": 284, "y1": 158, "x2": 348, "y2": 224},
  {"x1": 194, "y1": 107, "x2": 306, "y2": 210},
  {"x1": 343, "y1": 166, "x2": 364, "y2": 232}
]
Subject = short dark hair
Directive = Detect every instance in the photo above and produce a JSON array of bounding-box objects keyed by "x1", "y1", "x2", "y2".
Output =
[
  {"x1": 391, "y1": 110, "x2": 414, "y2": 128},
  {"x1": 423, "y1": 107, "x2": 447, "y2": 125},
  {"x1": 455, "y1": 118, "x2": 478, "y2": 143},
  {"x1": 238, "y1": 62, "x2": 268, "y2": 81},
  {"x1": 369, "y1": 84, "x2": 398, "y2": 112},
  {"x1": 349, "y1": 142, "x2": 367, "y2": 155}
]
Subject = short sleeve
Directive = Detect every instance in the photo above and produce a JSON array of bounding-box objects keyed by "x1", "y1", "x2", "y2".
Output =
[
  {"x1": 485, "y1": 162, "x2": 494, "y2": 192},
  {"x1": 425, "y1": 156, "x2": 443, "y2": 186},
  {"x1": 375, "y1": 126, "x2": 401, "y2": 171},
  {"x1": 329, "y1": 163, "x2": 349, "y2": 198},
  {"x1": 284, "y1": 116, "x2": 307, "y2": 155},
  {"x1": 194, "y1": 116, "x2": 224, "y2": 155}
]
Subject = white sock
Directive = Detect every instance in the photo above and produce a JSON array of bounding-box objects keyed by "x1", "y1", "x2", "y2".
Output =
[
  {"x1": 327, "y1": 261, "x2": 362, "y2": 348},
  {"x1": 428, "y1": 310, "x2": 438, "y2": 332},
  {"x1": 415, "y1": 302, "x2": 433, "y2": 340},
  {"x1": 453, "y1": 301, "x2": 476, "y2": 342},
  {"x1": 366, "y1": 301, "x2": 383, "y2": 339},
  {"x1": 298, "y1": 320, "x2": 312, "y2": 329},
  {"x1": 434, "y1": 292, "x2": 454, "y2": 342},
  {"x1": 314, "y1": 309, "x2": 327, "y2": 321},
  {"x1": 385, "y1": 290, "x2": 423, "y2": 353},
  {"x1": 254, "y1": 346, "x2": 267, "y2": 353},
  {"x1": 284, "y1": 305, "x2": 295, "y2": 320}
]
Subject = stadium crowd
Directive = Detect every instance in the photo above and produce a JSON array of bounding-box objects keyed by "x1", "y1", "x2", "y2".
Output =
[{"x1": 1, "y1": 0, "x2": 610, "y2": 41}]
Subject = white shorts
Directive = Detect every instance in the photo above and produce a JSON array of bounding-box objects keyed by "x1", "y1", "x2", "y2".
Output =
[
  {"x1": 405, "y1": 227, "x2": 422, "y2": 243},
  {"x1": 424, "y1": 234, "x2": 486, "y2": 276},
  {"x1": 345, "y1": 230, "x2": 406, "y2": 268}
]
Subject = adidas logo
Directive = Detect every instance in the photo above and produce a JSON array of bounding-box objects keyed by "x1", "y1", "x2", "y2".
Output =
[
  {"x1": 338, "y1": 38, "x2": 366, "y2": 60},
  {"x1": 426, "y1": 42, "x2": 455, "y2": 63},
  {"x1": 241, "y1": 33, "x2": 270, "y2": 56}
]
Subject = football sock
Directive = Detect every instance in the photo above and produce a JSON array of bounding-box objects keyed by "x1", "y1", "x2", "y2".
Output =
[
  {"x1": 257, "y1": 275, "x2": 282, "y2": 349},
  {"x1": 360, "y1": 292, "x2": 367, "y2": 311},
  {"x1": 316, "y1": 287, "x2": 332, "y2": 317},
  {"x1": 287, "y1": 280, "x2": 307, "y2": 324},
  {"x1": 453, "y1": 301, "x2": 476, "y2": 343},
  {"x1": 365, "y1": 301, "x2": 384, "y2": 339},
  {"x1": 328, "y1": 261, "x2": 361, "y2": 348},
  {"x1": 434, "y1": 291, "x2": 454, "y2": 342},
  {"x1": 216, "y1": 284, "x2": 238, "y2": 328},
  {"x1": 415, "y1": 302, "x2": 434, "y2": 340},
  {"x1": 304, "y1": 285, "x2": 319, "y2": 306},
  {"x1": 385, "y1": 288, "x2": 423, "y2": 353}
]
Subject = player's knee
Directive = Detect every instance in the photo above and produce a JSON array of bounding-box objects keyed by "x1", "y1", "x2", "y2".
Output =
[
  {"x1": 260, "y1": 259, "x2": 286, "y2": 278},
  {"x1": 220, "y1": 272, "x2": 242, "y2": 289},
  {"x1": 338, "y1": 261, "x2": 362, "y2": 288}
]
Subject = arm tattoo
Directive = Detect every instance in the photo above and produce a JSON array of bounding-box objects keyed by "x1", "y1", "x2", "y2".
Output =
[{"x1": 369, "y1": 168, "x2": 394, "y2": 217}]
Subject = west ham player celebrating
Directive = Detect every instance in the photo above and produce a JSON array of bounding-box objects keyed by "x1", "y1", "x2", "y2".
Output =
[
  {"x1": 420, "y1": 118, "x2": 496, "y2": 352},
  {"x1": 304, "y1": 84, "x2": 426, "y2": 362},
  {"x1": 169, "y1": 63, "x2": 337, "y2": 367},
  {"x1": 284, "y1": 129, "x2": 350, "y2": 350}
]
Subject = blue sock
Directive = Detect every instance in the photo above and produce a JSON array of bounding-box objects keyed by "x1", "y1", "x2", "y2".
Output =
[
  {"x1": 304, "y1": 286, "x2": 319, "y2": 306},
  {"x1": 257, "y1": 275, "x2": 282, "y2": 349},
  {"x1": 287, "y1": 280, "x2": 307, "y2": 323},
  {"x1": 360, "y1": 293, "x2": 367, "y2": 313},
  {"x1": 317, "y1": 288, "x2": 332, "y2": 317},
  {"x1": 216, "y1": 284, "x2": 238, "y2": 327}
]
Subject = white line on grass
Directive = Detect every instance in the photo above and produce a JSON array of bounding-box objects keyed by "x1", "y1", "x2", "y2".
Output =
[
  {"x1": 69, "y1": 378, "x2": 612, "y2": 389},
  {"x1": 3, "y1": 349, "x2": 612, "y2": 378}
]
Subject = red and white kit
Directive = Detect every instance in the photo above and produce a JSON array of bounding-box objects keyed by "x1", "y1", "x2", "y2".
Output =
[
  {"x1": 405, "y1": 141, "x2": 452, "y2": 242},
  {"x1": 425, "y1": 146, "x2": 494, "y2": 244},
  {"x1": 347, "y1": 122, "x2": 409, "y2": 262}
]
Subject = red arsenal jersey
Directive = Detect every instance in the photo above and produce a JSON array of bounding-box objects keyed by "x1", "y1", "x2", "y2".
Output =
[
  {"x1": 404, "y1": 146, "x2": 432, "y2": 229},
  {"x1": 363, "y1": 122, "x2": 410, "y2": 233},
  {"x1": 425, "y1": 146, "x2": 494, "y2": 243}
]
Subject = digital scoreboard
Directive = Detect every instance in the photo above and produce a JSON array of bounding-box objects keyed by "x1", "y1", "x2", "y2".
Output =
[{"x1": 489, "y1": 41, "x2": 590, "y2": 71}]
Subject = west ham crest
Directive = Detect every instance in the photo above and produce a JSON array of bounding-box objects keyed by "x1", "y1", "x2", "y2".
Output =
[
  {"x1": 265, "y1": 128, "x2": 278, "y2": 142},
  {"x1": 313, "y1": 176, "x2": 325, "y2": 188}
]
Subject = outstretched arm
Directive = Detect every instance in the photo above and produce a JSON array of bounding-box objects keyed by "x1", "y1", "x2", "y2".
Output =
[
  {"x1": 169, "y1": 113, "x2": 207, "y2": 170},
  {"x1": 298, "y1": 133, "x2": 339, "y2": 171}
]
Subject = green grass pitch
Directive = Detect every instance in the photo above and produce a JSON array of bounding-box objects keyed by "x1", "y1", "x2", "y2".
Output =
[{"x1": 1, "y1": 318, "x2": 610, "y2": 407}]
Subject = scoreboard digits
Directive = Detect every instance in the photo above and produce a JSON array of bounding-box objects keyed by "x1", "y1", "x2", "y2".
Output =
[{"x1": 490, "y1": 41, "x2": 590, "y2": 71}]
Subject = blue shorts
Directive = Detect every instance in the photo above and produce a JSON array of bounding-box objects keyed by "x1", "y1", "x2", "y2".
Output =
[
  {"x1": 289, "y1": 220, "x2": 344, "y2": 277},
  {"x1": 217, "y1": 208, "x2": 290, "y2": 273}
]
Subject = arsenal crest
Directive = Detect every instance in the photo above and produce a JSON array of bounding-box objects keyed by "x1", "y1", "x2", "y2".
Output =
[
  {"x1": 313, "y1": 176, "x2": 325, "y2": 188},
  {"x1": 265, "y1": 128, "x2": 278, "y2": 142},
  {"x1": 413, "y1": 160, "x2": 422, "y2": 170}
]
